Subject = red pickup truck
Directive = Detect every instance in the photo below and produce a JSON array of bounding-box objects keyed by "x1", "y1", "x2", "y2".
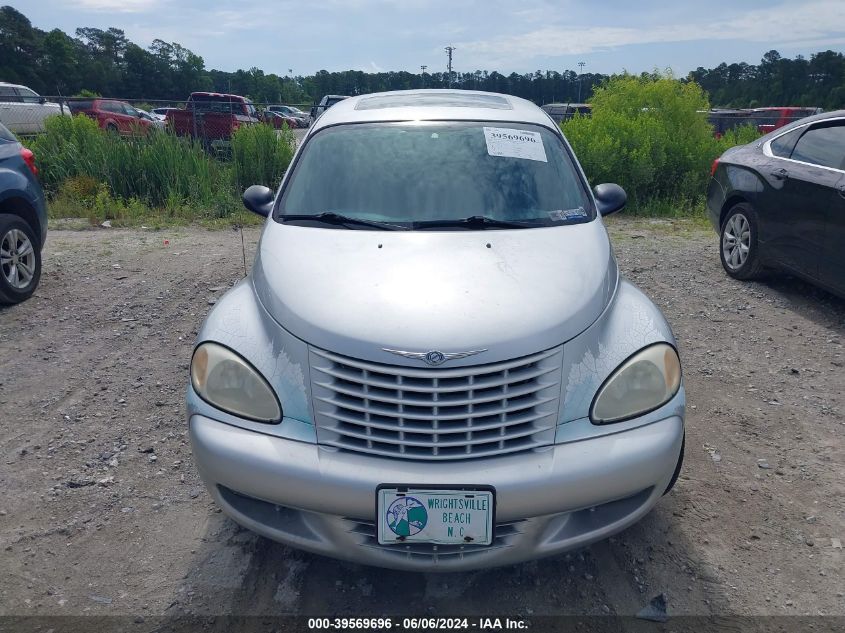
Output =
[{"x1": 166, "y1": 92, "x2": 259, "y2": 147}]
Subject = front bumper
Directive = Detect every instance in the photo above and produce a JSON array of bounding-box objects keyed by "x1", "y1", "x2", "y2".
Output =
[{"x1": 190, "y1": 413, "x2": 683, "y2": 571}]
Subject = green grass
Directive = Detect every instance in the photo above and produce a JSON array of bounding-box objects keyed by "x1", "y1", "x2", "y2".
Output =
[{"x1": 28, "y1": 115, "x2": 294, "y2": 228}]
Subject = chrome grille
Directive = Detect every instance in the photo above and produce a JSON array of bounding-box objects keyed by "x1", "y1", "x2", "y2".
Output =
[{"x1": 309, "y1": 346, "x2": 563, "y2": 460}]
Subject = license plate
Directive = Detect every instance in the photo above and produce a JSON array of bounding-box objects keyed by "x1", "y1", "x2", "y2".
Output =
[{"x1": 376, "y1": 486, "x2": 495, "y2": 546}]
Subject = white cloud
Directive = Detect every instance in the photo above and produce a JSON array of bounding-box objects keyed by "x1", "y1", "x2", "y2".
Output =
[{"x1": 456, "y1": 0, "x2": 845, "y2": 67}]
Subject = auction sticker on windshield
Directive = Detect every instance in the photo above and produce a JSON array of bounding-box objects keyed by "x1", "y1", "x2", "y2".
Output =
[
  {"x1": 377, "y1": 487, "x2": 494, "y2": 546},
  {"x1": 483, "y1": 126, "x2": 548, "y2": 163}
]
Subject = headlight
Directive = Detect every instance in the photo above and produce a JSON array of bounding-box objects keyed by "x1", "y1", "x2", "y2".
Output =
[
  {"x1": 591, "y1": 343, "x2": 681, "y2": 424},
  {"x1": 190, "y1": 342, "x2": 281, "y2": 423}
]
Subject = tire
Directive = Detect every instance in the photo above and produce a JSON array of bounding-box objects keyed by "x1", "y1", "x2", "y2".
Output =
[
  {"x1": 105, "y1": 123, "x2": 119, "y2": 134},
  {"x1": 663, "y1": 433, "x2": 684, "y2": 496},
  {"x1": 719, "y1": 203, "x2": 764, "y2": 280},
  {"x1": 0, "y1": 214, "x2": 42, "y2": 304}
]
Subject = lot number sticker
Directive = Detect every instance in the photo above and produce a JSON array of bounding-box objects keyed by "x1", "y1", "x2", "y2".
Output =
[{"x1": 483, "y1": 127, "x2": 547, "y2": 162}]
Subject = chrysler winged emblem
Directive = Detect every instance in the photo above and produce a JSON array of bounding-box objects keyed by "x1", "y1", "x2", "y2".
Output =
[{"x1": 382, "y1": 348, "x2": 487, "y2": 366}]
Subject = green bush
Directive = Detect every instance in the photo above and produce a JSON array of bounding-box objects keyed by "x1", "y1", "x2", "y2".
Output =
[
  {"x1": 562, "y1": 73, "x2": 752, "y2": 212},
  {"x1": 717, "y1": 124, "x2": 761, "y2": 151},
  {"x1": 28, "y1": 116, "x2": 297, "y2": 222},
  {"x1": 231, "y1": 122, "x2": 296, "y2": 191}
]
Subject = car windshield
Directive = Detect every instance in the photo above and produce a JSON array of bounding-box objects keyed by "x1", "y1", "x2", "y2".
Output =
[{"x1": 278, "y1": 121, "x2": 592, "y2": 229}]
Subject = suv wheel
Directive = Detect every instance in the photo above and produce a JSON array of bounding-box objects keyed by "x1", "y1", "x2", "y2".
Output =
[
  {"x1": 719, "y1": 203, "x2": 764, "y2": 280},
  {"x1": 0, "y1": 214, "x2": 41, "y2": 304}
]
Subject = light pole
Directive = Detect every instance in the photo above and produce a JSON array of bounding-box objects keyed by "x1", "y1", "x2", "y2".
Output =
[
  {"x1": 445, "y1": 46, "x2": 456, "y2": 87},
  {"x1": 421, "y1": 65, "x2": 427, "y2": 88},
  {"x1": 577, "y1": 61, "x2": 586, "y2": 103}
]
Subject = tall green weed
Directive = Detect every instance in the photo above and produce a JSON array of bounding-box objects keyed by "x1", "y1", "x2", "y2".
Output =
[
  {"x1": 231, "y1": 123, "x2": 296, "y2": 191},
  {"x1": 29, "y1": 115, "x2": 296, "y2": 221}
]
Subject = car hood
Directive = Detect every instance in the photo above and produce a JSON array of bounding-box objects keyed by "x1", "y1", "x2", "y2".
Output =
[{"x1": 252, "y1": 220, "x2": 617, "y2": 366}]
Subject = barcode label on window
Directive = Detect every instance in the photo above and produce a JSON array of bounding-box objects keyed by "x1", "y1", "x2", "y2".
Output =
[{"x1": 483, "y1": 127, "x2": 547, "y2": 162}]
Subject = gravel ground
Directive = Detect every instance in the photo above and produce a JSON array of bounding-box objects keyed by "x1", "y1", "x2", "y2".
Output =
[{"x1": 0, "y1": 217, "x2": 843, "y2": 623}]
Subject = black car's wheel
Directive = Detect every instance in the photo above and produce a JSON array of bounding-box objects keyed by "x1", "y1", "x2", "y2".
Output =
[
  {"x1": 0, "y1": 214, "x2": 41, "y2": 304},
  {"x1": 719, "y1": 203, "x2": 764, "y2": 280},
  {"x1": 663, "y1": 433, "x2": 684, "y2": 496}
]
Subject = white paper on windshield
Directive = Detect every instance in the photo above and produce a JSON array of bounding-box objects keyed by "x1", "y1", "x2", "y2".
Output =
[{"x1": 483, "y1": 127, "x2": 547, "y2": 163}]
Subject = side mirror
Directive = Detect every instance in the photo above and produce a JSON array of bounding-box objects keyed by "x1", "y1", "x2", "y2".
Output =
[
  {"x1": 593, "y1": 183, "x2": 627, "y2": 216},
  {"x1": 242, "y1": 185, "x2": 274, "y2": 218},
  {"x1": 39, "y1": 97, "x2": 47, "y2": 104}
]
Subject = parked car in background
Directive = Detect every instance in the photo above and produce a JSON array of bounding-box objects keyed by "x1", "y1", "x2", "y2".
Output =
[
  {"x1": 746, "y1": 107, "x2": 822, "y2": 134},
  {"x1": 137, "y1": 108, "x2": 166, "y2": 129},
  {"x1": 150, "y1": 106, "x2": 178, "y2": 122},
  {"x1": 0, "y1": 121, "x2": 46, "y2": 304},
  {"x1": 268, "y1": 105, "x2": 309, "y2": 127},
  {"x1": 68, "y1": 99, "x2": 155, "y2": 135},
  {"x1": 189, "y1": 89, "x2": 685, "y2": 571},
  {"x1": 166, "y1": 92, "x2": 259, "y2": 147},
  {"x1": 261, "y1": 110, "x2": 301, "y2": 129},
  {"x1": 707, "y1": 110, "x2": 845, "y2": 297},
  {"x1": 0, "y1": 82, "x2": 70, "y2": 134},
  {"x1": 541, "y1": 102, "x2": 592, "y2": 125},
  {"x1": 309, "y1": 95, "x2": 350, "y2": 124}
]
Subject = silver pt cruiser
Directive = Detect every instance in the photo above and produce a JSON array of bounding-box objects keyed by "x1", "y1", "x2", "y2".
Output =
[{"x1": 188, "y1": 90, "x2": 685, "y2": 571}]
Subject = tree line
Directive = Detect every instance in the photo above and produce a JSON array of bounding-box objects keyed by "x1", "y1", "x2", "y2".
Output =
[
  {"x1": 2, "y1": 5, "x2": 844, "y2": 109},
  {"x1": 690, "y1": 49, "x2": 845, "y2": 109}
]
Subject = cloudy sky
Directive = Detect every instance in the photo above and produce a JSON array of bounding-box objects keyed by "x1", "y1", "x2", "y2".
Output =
[{"x1": 12, "y1": 0, "x2": 845, "y2": 76}]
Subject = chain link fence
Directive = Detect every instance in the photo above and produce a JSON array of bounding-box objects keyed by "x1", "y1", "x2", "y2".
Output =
[
  {"x1": 0, "y1": 96, "x2": 314, "y2": 146},
  {"x1": 0, "y1": 94, "x2": 825, "y2": 144}
]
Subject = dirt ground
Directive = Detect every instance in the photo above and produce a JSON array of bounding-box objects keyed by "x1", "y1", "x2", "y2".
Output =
[{"x1": 1, "y1": 217, "x2": 843, "y2": 624}]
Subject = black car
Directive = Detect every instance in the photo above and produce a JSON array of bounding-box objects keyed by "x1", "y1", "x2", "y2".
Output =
[{"x1": 706, "y1": 110, "x2": 845, "y2": 298}]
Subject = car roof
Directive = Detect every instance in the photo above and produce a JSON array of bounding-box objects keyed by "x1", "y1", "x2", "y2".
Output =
[
  {"x1": 751, "y1": 106, "x2": 821, "y2": 112},
  {"x1": 311, "y1": 89, "x2": 558, "y2": 133},
  {"x1": 0, "y1": 81, "x2": 35, "y2": 92},
  {"x1": 190, "y1": 92, "x2": 247, "y2": 100},
  {"x1": 0, "y1": 120, "x2": 16, "y2": 142},
  {"x1": 765, "y1": 108, "x2": 845, "y2": 134},
  {"x1": 753, "y1": 109, "x2": 845, "y2": 143}
]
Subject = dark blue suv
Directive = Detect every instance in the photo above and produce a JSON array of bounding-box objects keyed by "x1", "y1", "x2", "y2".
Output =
[{"x1": 0, "y1": 121, "x2": 47, "y2": 304}]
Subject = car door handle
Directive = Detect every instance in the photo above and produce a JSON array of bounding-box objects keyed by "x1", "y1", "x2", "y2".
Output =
[
  {"x1": 770, "y1": 168, "x2": 789, "y2": 180},
  {"x1": 839, "y1": 185, "x2": 845, "y2": 199}
]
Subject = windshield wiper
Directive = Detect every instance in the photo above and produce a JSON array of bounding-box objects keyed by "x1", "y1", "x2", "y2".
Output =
[
  {"x1": 414, "y1": 215, "x2": 539, "y2": 230},
  {"x1": 280, "y1": 212, "x2": 408, "y2": 231}
]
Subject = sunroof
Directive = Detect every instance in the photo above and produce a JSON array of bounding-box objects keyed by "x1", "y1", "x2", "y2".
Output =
[{"x1": 355, "y1": 92, "x2": 512, "y2": 111}]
